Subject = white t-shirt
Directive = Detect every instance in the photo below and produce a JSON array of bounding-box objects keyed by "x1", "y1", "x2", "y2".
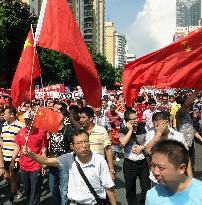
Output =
[{"x1": 57, "y1": 152, "x2": 114, "y2": 204}]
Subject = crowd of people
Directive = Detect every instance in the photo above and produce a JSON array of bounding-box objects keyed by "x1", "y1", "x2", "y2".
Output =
[{"x1": 0, "y1": 87, "x2": 202, "y2": 205}]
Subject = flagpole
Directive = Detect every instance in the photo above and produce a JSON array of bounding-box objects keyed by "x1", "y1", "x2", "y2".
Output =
[
  {"x1": 24, "y1": 107, "x2": 39, "y2": 146},
  {"x1": 29, "y1": 25, "x2": 37, "y2": 107},
  {"x1": 39, "y1": 74, "x2": 46, "y2": 107},
  {"x1": 25, "y1": 26, "x2": 38, "y2": 146}
]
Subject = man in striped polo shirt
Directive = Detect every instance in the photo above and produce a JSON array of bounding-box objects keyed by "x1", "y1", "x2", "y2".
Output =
[
  {"x1": 1, "y1": 106, "x2": 24, "y2": 204},
  {"x1": 79, "y1": 107, "x2": 115, "y2": 181}
]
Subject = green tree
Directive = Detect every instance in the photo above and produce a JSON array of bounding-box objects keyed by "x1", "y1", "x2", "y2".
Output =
[
  {"x1": 37, "y1": 48, "x2": 78, "y2": 87},
  {"x1": 0, "y1": 0, "x2": 34, "y2": 85},
  {"x1": 115, "y1": 67, "x2": 123, "y2": 83}
]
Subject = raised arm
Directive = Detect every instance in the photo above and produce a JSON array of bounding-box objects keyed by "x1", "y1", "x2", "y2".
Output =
[
  {"x1": 180, "y1": 91, "x2": 199, "y2": 112},
  {"x1": 22, "y1": 146, "x2": 59, "y2": 167}
]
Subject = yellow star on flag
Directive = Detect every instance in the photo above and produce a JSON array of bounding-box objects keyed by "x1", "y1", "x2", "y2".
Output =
[
  {"x1": 185, "y1": 46, "x2": 192, "y2": 52},
  {"x1": 38, "y1": 111, "x2": 43, "y2": 116},
  {"x1": 24, "y1": 38, "x2": 32, "y2": 50}
]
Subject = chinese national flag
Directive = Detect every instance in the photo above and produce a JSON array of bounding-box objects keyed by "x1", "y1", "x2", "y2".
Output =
[
  {"x1": 11, "y1": 30, "x2": 41, "y2": 107},
  {"x1": 123, "y1": 28, "x2": 202, "y2": 107},
  {"x1": 33, "y1": 107, "x2": 63, "y2": 133},
  {"x1": 34, "y1": 0, "x2": 102, "y2": 107}
]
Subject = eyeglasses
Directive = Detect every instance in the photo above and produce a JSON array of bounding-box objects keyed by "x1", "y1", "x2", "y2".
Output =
[
  {"x1": 127, "y1": 118, "x2": 138, "y2": 121},
  {"x1": 73, "y1": 140, "x2": 90, "y2": 146}
]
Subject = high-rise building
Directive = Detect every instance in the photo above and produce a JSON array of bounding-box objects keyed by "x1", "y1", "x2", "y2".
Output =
[
  {"x1": 70, "y1": 0, "x2": 84, "y2": 35},
  {"x1": 176, "y1": 0, "x2": 201, "y2": 27},
  {"x1": 126, "y1": 54, "x2": 136, "y2": 64},
  {"x1": 80, "y1": 0, "x2": 105, "y2": 53},
  {"x1": 114, "y1": 32, "x2": 127, "y2": 68},
  {"x1": 21, "y1": 0, "x2": 42, "y2": 16},
  {"x1": 173, "y1": 25, "x2": 201, "y2": 41},
  {"x1": 105, "y1": 21, "x2": 115, "y2": 66},
  {"x1": 98, "y1": 0, "x2": 105, "y2": 55}
]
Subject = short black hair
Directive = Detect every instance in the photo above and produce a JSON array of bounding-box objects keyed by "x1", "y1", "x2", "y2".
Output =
[
  {"x1": 176, "y1": 95, "x2": 186, "y2": 105},
  {"x1": 5, "y1": 106, "x2": 17, "y2": 117},
  {"x1": 68, "y1": 128, "x2": 89, "y2": 144},
  {"x1": 152, "y1": 111, "x2": 169, "y2": 121},
  {"x1": 69, "y1": 105, "x2": 80, "y2": 113},
  {"x1": 124, "y1": 109, "x2": 136, "y2": 121},
  {"x1": 148, "y1": 98, "x2": 156, "y2": 105},
  {"x1": 79, "y1": 107, "x2": 94, "y2": 118},
  {"x1": 151, "y1": 140, "x2": 189, "y2": 169},
  {"x1": 54, "y1": 102, "x2": 67, "y2": 111}
]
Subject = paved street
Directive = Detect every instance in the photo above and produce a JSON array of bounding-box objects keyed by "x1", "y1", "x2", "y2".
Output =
[{"x1": 1, "y1": 142, "x2": 202, "y2": 205}]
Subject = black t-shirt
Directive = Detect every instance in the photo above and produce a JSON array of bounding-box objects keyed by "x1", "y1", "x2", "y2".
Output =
[{"x1": 48, "y1": 123, "x2": 74, "y2": 157}]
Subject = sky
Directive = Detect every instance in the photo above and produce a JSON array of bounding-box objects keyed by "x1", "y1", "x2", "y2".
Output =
[{"x1": 106, "y1": 0, "x2": 176, "y2": 58}]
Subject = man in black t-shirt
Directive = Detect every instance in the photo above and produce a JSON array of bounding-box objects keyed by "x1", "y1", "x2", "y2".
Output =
[
  {"x1": 119, "y1": 110, "x2": 150, "y2": 205},
  {"x1": 48, "y1": 102, "x2": 74, "y2": 205}
]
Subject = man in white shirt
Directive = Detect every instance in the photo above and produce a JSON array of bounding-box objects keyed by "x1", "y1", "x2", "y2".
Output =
[
  {"x1": 142, "y1": 98, "x2": 158, "y2": 131},
  {"x1": 22, "y1": 129, "x2": 117, "y2": 205},
  {"x1": 144, "y1": 111, "x2": 193, "y2": 184}
]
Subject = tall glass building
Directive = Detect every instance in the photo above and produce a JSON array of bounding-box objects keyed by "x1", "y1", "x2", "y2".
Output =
[{"x1": 176, "y1": 0, "x2": 201, "y2": 26}]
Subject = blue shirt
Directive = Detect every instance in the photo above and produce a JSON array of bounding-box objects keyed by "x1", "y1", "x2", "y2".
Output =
[{"x1": 146, "y1": 178, "x2": 202, "y2": 205}]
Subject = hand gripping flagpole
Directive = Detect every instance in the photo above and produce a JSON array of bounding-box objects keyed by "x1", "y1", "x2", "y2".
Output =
[{"x1": 24, "y1": 106, "x2": 39, "y2": 147}]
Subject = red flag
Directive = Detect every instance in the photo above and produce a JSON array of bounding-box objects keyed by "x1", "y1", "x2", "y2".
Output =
[
  {"x1": 33, "y1": 107, "x2": 63, "y2": 133},
  {"x1": 11, "y1": 29, "x2": 41, "y2": 107},
  {"x1": 123, "y1": 28, "x2": 202, "y2": 107},
  {"x1": 35, "y1": 0, "x2": 102, "y2": 107}
]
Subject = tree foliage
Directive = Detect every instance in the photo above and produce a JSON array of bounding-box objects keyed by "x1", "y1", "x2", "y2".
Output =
[{"x1": 0, "y1": 0, "x2": 35, "y2": 85}]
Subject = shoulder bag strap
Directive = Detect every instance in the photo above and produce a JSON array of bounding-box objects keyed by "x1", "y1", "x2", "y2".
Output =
[{"x1": 74, "y1": 154, "x2": 100, "y2": 203}]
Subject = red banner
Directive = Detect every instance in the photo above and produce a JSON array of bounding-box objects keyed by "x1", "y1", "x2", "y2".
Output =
[
  {"x1": 0, "y1": 88, "x2": 11, "y2": 96},
  {"x1": 35, "y1": 84, "x2": 65, "y2": 99}
]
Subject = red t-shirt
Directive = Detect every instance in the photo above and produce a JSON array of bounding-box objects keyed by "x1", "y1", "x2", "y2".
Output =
[{"x1": 15, "y1": 127, "x2": 48, "y2": 172}]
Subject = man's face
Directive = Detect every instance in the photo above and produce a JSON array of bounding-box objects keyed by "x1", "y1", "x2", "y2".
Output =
[
  {"x1": 0, "y1": 112, "x2": 4, "y2": 121},
  {"x1": 127, "y1": 113, "x2": 138, "y2": 127},
  {"x1": 4, "y1": 109, "x2": 13, "y2": 122},
  {"x1": 150, "y1": 153, "x2": 185, "y2": 186},
  {"x1": 79, "y1": 113, "x2": 92, "y2": 128},
  {"x1": 72, "y1": 133, "x2": 90, "y2": 157},
  {"x1": 153, "y1": 119, "x2": 168, "y2": 130},
  {"x1": 162, "y1": 97, "x2": 168, "y2": 105},
  {"x1": 169, "y1": 97, "x2": 175, "y2": 103},
  {"x1": 93, "y1": 106, "x2": 101, "y2": 116},
  {"x1": 149, "y1": 104, "x2": 156, "y2": 111},
  {"x1": 53, "y1": 104, "x2": 62, "y2": 112},
  {"x1": 47, "y1": 102, "x2": 54, "y2": 110},
  {"x1": 102, "y1": 100, "x2": 107, "y2": 108}
]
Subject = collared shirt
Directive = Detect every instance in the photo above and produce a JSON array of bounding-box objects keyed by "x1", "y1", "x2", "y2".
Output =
[
  {"x1": 142, "y1": 109, "x2": 157, "y2": 131},
  {"x1": 145, "y1": 127, "x2": 188, "y2": 149},
  {"x1": 1, "y1": 120, "x2": 25, "y2": 161},
  {"x1": 93, "y1": 115, "x2": 111, "y2": 131},
  {"x1": 57, "y1": 152, "x2": 114, "y2": 205},
  {"x1": 119, "y1": 124, "x2": 146, "y2": 161},
  {"x1": 89, "y1": 125, "x2": 111, "y2": 156}
]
